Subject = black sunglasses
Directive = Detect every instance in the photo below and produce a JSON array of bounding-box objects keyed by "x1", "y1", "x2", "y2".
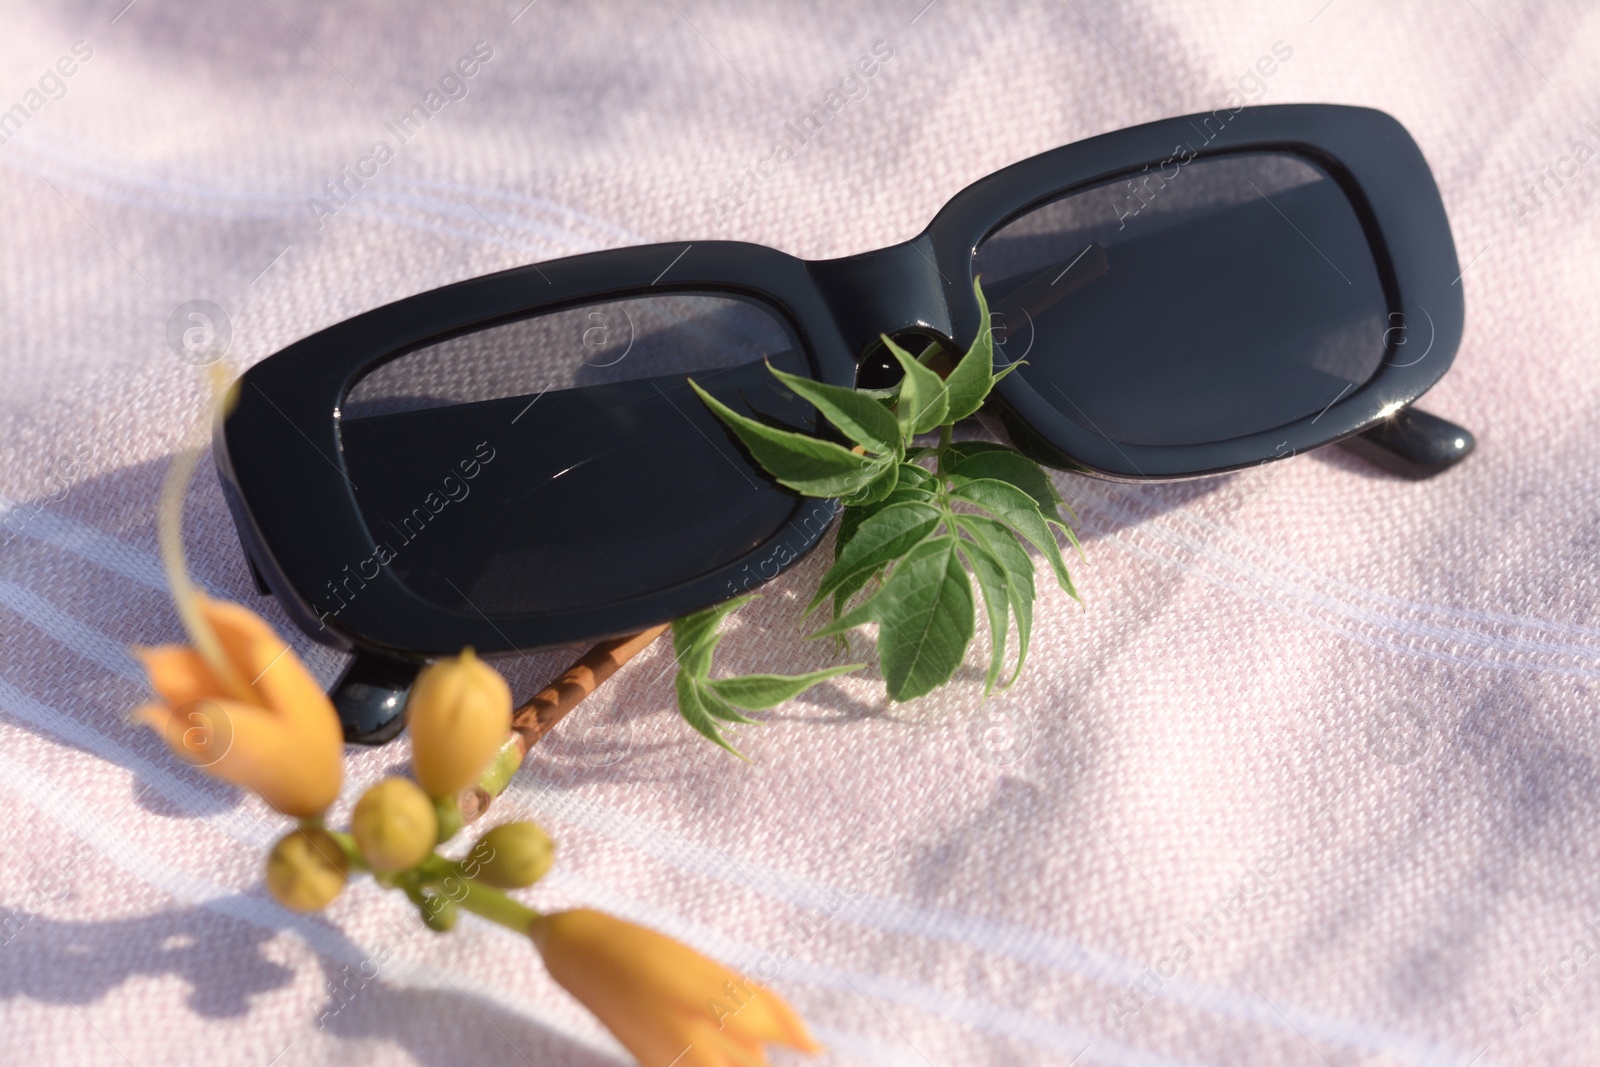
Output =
[{"x1": 217, "y1": 103, "x2": 1473, "y2": 741}]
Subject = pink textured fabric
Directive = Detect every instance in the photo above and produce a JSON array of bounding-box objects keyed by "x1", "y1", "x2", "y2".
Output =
[{"x1": 2, "y1": 2, "x2": 1598, "y2": 1064}]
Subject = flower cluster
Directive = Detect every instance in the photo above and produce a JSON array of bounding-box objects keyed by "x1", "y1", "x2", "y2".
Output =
[{"x1": 135, "y1": 594, "x2": 816, "y2": 1066}]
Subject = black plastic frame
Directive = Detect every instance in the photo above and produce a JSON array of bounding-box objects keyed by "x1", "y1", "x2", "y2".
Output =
[
  {"x1": 218, "y1": 103, "x2": 1463, "y2": 666},
  {"x1": 941, "y1": 104, "x2": 1463, "y2": 479}
]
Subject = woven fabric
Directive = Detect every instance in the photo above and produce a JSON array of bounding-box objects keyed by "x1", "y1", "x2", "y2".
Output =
[{"x1": 3, "y1": 2, "x2": 1598, "y2": 1064}]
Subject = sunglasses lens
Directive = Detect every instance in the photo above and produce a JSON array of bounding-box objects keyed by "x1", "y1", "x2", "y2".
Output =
[
  {"x1": 975, "y1": 152, "x2": 1389, "y2": 447},
  {"x1": 338, "y1": 294, "x2": 810, "y2": 619}
]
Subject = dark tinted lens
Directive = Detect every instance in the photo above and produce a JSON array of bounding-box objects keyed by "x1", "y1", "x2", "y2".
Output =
[
  {"x1": 974, "y1": 152, "x2": 1388, "y2": 446},
  {"x1": 339, "y1": 294, "x2": 811, "y2": 617}
]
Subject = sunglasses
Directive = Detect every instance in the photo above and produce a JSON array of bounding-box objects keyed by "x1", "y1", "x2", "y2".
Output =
[{"x1": 217, "y1": 103, "x2": 1473, "y2": 742}]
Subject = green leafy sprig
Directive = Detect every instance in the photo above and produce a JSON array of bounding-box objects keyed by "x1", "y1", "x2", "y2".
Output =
[
  {"x1": 670, "y1": 595, "x2": 863, "y2": 756},
  {"x1": 673, "y1": 278, "x2": 1080, "y2": 744}
]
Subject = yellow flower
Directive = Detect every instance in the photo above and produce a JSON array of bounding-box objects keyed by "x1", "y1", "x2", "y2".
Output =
[
  {"x1": 266, "y1": 826, "x2": 349, "y2": 912},
  {"x1": 530, "y1": 909, "x2": 819, "y2": 1067},
  {"x1": 133, "y1": 596, "x2": 343, "y2": 818},
  {"x1": 351, "y1": 777, "x2": 437, "y2": 873},
  {"x1": 406, "y1": 649, "x2": 512, "y2": 798}
]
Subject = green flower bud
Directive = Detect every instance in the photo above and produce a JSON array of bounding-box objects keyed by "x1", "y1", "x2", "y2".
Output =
[
  {"x1": 417, "y1": 888, "x2": 460, "y2": 932},
  {"x1": 465, "y1": 821, "x2": 555, "y2": 889},
  {"x1": 352, "y1": 778, "x2": 437, "y2": 873},
  {"x1": 265, "y1": 827, "x2": 349, "y2": 912}
]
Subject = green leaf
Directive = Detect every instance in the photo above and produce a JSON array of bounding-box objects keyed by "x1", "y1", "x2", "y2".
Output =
[
  {"x1": 835, "y1": 482, "x2": 937, "y2": 559},
  {"x1": 946, "y1": 441, "x2": 1077, "y2": 524},
  {"x1": 991, "y1": 359, "x2": 1024, "y2": 384},
  {"x1": 671, "y1": 598, "x2": 756, "y2": 758},
  {"x1": 696, "y1": 684, "x2": 761, "y2": 724},
  {"x1": 897, "y1": 461, "x2": 937, "y2": 490},
  {"x1": 814, "y1": 536, "x2": 976, "y2": 700},
  {"x1": 671, "y1": 594, "x2": 864, "y2": 755},
  {"x1": 885, "y1": 336, "x2": 950, "y2": 438},
  {"x1": 835, "y1": 508, "x2": 865, "y2": 560},
  {"x1": 808, "y1": 570, "x2": 887, "y2": 638},
  {"x1": 766, "y1": 363, "x2": 900, "y2": 456},
  {"x1": 837, "y1": 459, "x2": 934, "y2": 529},
  {"x1": 689, "y1": 379, "x2": 879, "y2": 497},
  {"x1": 942, "y1": 277, "x2": 998, "y2": 423},
  {"x1": 947, "y1": 446, "x2": 1066, "y2": 525},
  {"x1": 870, "y1": 535, "x2": 975, "y2": 701},
  {"x1": 945, "y1": 440, "x2": 1060, "y2": 498},
  {"x1": 956, "y1": 515, "x2": 1035, "y2": 687},
  {"x1": 942, "y1": 440, "x2": 1013, "y2": 462},
  {"x1": 840, "y1": 457, "x2": 899, "y2": 508},
  {"x1": 810, "y1": 501, "x2": 944, "y2": 616},
  {"x1": 949, "y1": 477, "x2": 1075, "y2": 598},
  {"x1": 957, "y1": 536, "x2": 1010, "y2": 695},
  {"x1": 876, "y1": 483, "x2": 940, "y2": 509},
  {"x1": 916, "y1": 340, "x2": 952, "y2": 368},
  {"x1": 708, "y1": 663, "x2": 863, "y2": 709},
  {"x1": 671, "y1": 594, "x2": 755, "y2": 678},
  {"x1": 674, "y1": 673, "x2": 749, "y2": 759},
  {"x1": 828, "y1": 566, "x2": 879, "y2": 621},
  {"x1": 945, "y1": 441, "x2": 1063, "y2": 496}
]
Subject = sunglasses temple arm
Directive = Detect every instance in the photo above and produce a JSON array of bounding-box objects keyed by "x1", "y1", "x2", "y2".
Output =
[
  {"x1": 1336, "y1": 404, "x2": 1476, "y2": 478},
  {"x1": 459, "y1": 623, "x2": 671, "y2": 823}
]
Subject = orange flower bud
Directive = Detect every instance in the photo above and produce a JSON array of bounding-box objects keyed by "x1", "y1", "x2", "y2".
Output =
[
  {"x1": 531, "y1": 909, "x2": 819, "y2": 1067},
  {"x1": 266, "y1": 827, "x2": 349, "y2": 912},
  {"x1": 406, "y1": 649, "x2": 512, "y2": 798},
  {"x1": 351, "y1": 778, "x2": 437, "y2": 873},
  {"x1": 134, "y1": 597, "x2": 343, "y2": 818}
]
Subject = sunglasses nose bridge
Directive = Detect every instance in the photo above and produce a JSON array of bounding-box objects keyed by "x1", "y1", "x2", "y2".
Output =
[{"x1": 809, "y1": 236, "x2": 955, "y2": 364}]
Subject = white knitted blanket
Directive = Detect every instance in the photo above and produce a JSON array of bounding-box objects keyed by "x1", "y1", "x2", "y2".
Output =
[{"x1": 2, "y1": 2, "x2": 1597, "y2": 1064}]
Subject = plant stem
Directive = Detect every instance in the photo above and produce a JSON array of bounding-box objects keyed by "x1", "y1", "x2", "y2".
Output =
[
  {"x1": 453, "y1": 877, "x2": 541, "y2": 935},
  {"x1": 410, "y1": 853, "x2": 540, "y2": 934},
  {"x1": 324, "y1": 828, "x2": 369, "y2": 873},
  {"x1": 433, "y1": 794, "x2": 464, "y2": 844},
  {"x1": 477, "y1": 737, "x2": 524, "y2": 801},
  {"x1": 157, "y1": 365, "x2": 257, "y2": 706}
]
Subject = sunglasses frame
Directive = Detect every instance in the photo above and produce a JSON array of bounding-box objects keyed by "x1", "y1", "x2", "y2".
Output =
[
  {"x1": 955, "y1": 103, "x2": 1463, "y2": 480},
  {"x1": 218, "y1": 103, "x2": 1464, "y2": 711}
]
